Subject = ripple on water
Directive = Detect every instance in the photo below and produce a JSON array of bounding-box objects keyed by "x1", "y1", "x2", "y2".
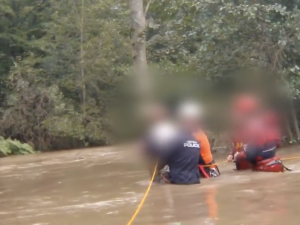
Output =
[
  {"x1": 32, "y1": 223, "x2": 49, "y2": 225},
  {"x1": 0, "y1": 195, "x2": 139, "y2": 217},
  {"x1": 136, "y1": 180, "x2": 151, "y2": 186},
  {"x1": 2, "y1": 147, "x2": 300, "y2": 225},
  {"x1": 239, "y1": 189, "x2": 256, "y2": 194}
]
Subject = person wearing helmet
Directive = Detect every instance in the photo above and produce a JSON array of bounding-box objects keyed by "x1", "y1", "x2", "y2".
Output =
[
  {"x1": 227, "y1": 94, "x2": 281, "y2": 171},
  {"x1": 141, "y1": 102, "x2": 201, "y2": 184},
  {"x1": 177, "y1": 100, "x2": 220, "y2": 178},
  {"x1": 227, "y1": 94, "x2": 260, "y2": 167}
]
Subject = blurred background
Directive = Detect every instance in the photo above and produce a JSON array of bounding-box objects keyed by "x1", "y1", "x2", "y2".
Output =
[{"x1": 0, "y1": 0, "x2": 299, "y2": 155}]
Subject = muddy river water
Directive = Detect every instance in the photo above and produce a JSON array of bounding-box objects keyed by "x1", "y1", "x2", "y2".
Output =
[{"x1": 1, "y1": 146, "x2": 300, "y2": 225}]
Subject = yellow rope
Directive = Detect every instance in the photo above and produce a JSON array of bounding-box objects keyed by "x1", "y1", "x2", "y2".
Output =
[
  {"x1": 126, "y1": 155, "x2": 300, "y2": 224},
  {"x1": 126, "y1": 162, "x2": 158, "y2": 225},
  {"x1": 281, "y1": 155, "x2": 300, "y2": 161},
  {"x1": 198, "y1": 155, "x2": 300, "y2": 169}
]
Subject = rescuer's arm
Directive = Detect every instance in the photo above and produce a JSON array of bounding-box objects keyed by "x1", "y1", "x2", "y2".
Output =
[
  {"x1": 199, "y1": 131, "x2": 211, "y2": 153},
  {"x1": 227, "y1": 142, "x2": 236, "y2": 162}
]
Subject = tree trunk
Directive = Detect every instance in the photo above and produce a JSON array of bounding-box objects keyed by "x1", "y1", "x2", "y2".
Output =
[
  {"x1": 80, "y1": 0, "x2": 86, "y2": 123},
  {"x1": 284, "y1": 115, "x2": 294, "y2": 143},
  {"x1": 129, "y1": 0, "x2": 151, "y2": 104},
  {"x1": 290, "y1": 100, "x2": 300, "y2": 141}
]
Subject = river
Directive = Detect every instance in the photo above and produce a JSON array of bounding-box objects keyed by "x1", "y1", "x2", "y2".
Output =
[{"x1": 1, "y1": 146, "x2": 300, "y2": 225}]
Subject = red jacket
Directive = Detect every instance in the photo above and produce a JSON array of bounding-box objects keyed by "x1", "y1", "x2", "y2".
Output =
[{"x1": 231, "y1": 113, "x2": 280, "y2": 153}]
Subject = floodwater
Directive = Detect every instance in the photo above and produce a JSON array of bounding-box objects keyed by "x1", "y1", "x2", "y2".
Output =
[{"x1": 1, "y1": 146, "x2": 300, "y2": 225}]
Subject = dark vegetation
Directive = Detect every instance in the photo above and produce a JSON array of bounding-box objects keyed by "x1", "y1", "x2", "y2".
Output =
[{"x1": 1, "y1": 0, "x2": 300, "y2": 155}]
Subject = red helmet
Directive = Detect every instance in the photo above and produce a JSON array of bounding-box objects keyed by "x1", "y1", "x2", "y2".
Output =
[{"x1": 233, "y1": 94, "x2": 259, "y2": 114}]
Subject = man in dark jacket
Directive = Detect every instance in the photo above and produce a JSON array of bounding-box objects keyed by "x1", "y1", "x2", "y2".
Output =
[
  {"x1": 144, "y1": 127, "x2": 201, "y2": 184},
  {"x1": 141, "y1": 103, "x2": 201, "y2": 184}
]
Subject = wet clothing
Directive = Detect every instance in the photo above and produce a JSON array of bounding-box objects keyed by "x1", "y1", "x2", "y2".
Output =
[
  {"x1": 234, "y1": 142, "x2": 277, "y2": 169},
  {"x1": 144, "y1": 130, "x2": 200, "y2": 184},
  {"x1": 236, "y1": 117, "x2": 272, "y2": 145},
  {"x1": 193, "y1": 130, "x2": 213, "y2": 165},
  {"x1": 244, "y1": 141, "x2": 276, "y2": 164},
  {"x1": 231, "y1": 112, "x2": 279, "y2": 166},
  {"x1": 234, "y1": 154, "x2": 252, "y2": 170},
  {"x1": 193, "y1": 130, "x2": 220, "y2": 177},
  {"x1": 232, "y1": 115, "x2": 277, "y2": 149}
]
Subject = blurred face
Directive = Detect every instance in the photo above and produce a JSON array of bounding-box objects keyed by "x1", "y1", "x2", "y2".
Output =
[{"x1": 231, "y1": 94, "x2": 260, "y2": 124}]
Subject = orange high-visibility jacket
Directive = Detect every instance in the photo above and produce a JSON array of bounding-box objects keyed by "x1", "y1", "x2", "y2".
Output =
[{"x1": 193, "y1": 130, "x2": 213, "y2": 164}]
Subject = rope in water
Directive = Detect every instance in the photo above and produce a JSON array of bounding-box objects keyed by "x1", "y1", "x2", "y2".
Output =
[
  {"x1": 281, "y1": 155, "x2": 300, "y2": 161},
  {"x1": 126, "y1": 155, "x2": 300, "y2": 225},
  {"x1": 126, "y1": 162, "x2": 158, "y2": 225},
  {"x1": 201, "y1": 155, "x2": 300, "y2": 167}
]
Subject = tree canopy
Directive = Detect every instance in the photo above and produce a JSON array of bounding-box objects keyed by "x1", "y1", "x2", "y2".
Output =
[{"x1": 0, "y1": 0, "x2": 300, "y2": 154}]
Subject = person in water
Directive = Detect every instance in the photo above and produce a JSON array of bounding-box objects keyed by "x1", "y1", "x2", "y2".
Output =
[
  {"x1": 176, "y1": 101, "x2": 220, "y2": 178},
  {"x1": 141, "y1": 103, "x2": 201, "y2": 184},
  {"x1": 227, "y1": 94, "x2": 279, "y2": 170},
  {"x1": 139, "y1": 103, "x2": 172, "y2": 179}
]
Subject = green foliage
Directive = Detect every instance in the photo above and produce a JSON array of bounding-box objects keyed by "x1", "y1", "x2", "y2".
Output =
[
  {"x1": 0, "y1": 136, "x2": 35, "y2": 157},
  {"x1": 0, "y1": 0, "x2": 132, "y2": 150},
  {"x1": 1, "y1": 0, "x2": 300, "y2": 150}
]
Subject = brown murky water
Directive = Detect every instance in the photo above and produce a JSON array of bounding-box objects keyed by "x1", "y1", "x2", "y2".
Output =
[{"x1": 1, "y1": 146, "x2": 300, "y2": 225}]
